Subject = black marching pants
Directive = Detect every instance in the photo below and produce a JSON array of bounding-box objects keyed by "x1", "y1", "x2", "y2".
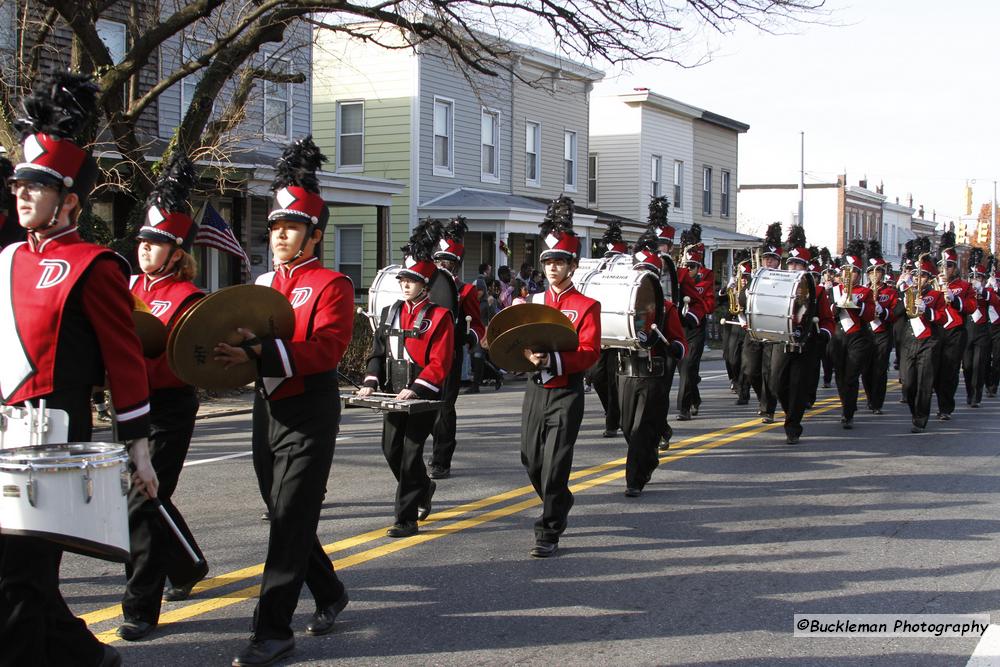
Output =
[
  {"x1": 830, "y1": 328, "x2": 874, "y2": 420},
  {"x1": 677, "y1": 321, "x2": 705, "y2": 413},
  {"x1": 741, "y1": 338, "x2": 766, "y2": 405},
  {"x1": 383, "y1": 410, "x2": 436, "y2": 523},
  {"x1": 586, "y1": 349, "x2": 620, "y2": 431},
  {"x1": 617, "y1": 374, "x2": 668, "y2": 489},
  {"x1": 770, "y1": 339, "x2": 821, "y2": 439},
  {"x1": 520, "y1": 377, "x2": 584, "y2": 543},
  {"x1": 901, "y1": 333, "x2": 939, "y2": 428},
  {"x1": 963, "y1": 320, "x2": 990, "y2": 405},
  {"x1": 0, "y1": 388, "x2": 105, "y2": 667},
  {"x1": 122, "y1": 388, "x2": 205, "y2": 624},
  {"x1": 760, "y1": 343, "x2": 778, "y2": 416},
  {"x1": 431, "y1": 351, "x2": 463, "y2": 470},
  {"x1": 723, "y1": 323, "x2": 745, "y2": 389},
  {"x1": 806, "y1": 335, "x2": 828, "y2": 408},
  {"x1": 934, "y1": 326, "x2": 968, "y2": 416},
  {"x1": 861, "y1": 330, "x2": 893, "y2": 411},
  {"x1": 989, "y1": 325, "x2": 1000, "y2": 392},
  {"x1": 251, "y1": 391, "x2": 345, "y2": 641},
  {"x1": 821, "y1": 339, "x2": 835, "y2": 385}
]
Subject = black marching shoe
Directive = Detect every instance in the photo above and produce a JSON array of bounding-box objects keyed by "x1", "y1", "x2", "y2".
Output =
[
  {"x1": 658, "y1": 437, "x2": 670, "y2": 452},
  {"x1": 428, "y1": 464, "x2": 450, "y2": 480},
  {"x1": 822, "y1": 381, "x2": 831, "y2": 388},
  {"x1": 530, "y1": 540, "x2": 558, "y2": 558},
  {"x1": 871, "y1": 408, "x2": 883, "y2": 415},
  {"x1": 232, "y1": 638, "x2": 295, "y2": 667},
  {"x1": 691, "y1": 404, "x2": 700, "y2": 416},
  {"x1": 761, "y1": 413, "x2": 774, "y2": 424},
  {"x1": 940, "y1": 413, "x2": 951, "y2": 421},
  {"x1": 841, "y1": 416, "x2": 853, "y2": 430},
  {"x1": 494, "y1": 376, "x2": 503, "y2": 391},
  {"x1": 624, "y1": 486, "x2": 642, "y2": 498},
  {"x1": 602, "y1": 428, "x2": 617, "y2": 438},
  {"x1": 116, "y1": 619, "x2": 156, "y2": 641},
  {"x1": 735, "y1": 396, "x2": 748, "y2": 405},
  {"x1": 970, "y1": 402, "x2": 980, "y2": 408},
  {"x1": 911, "y1": 424, "x2": 926, "y2": 433},
  {"x1": 387, "y1": 521, "x2": 418, "y2": 538},
  {"x1": 463, "y1": 384, "x2": 480, "y2": 394},
  {"x1": 305, "y1": 590, "x2": 350, "y2": 636},
  {"x1": 676, "y1": 411, "x2": 692, "y2": 421},
  {"x1": 260, "y1": 510, "x2": 270, "y2": 521},
  {"x1": 164, "y1": 562, "x2": 209, "y2": 602},
  {"x1": 99, "y1": 645, "x2": 122, "y2": 667},
  {"x1": 417, "y1": 481, "x2": 436, "y2": 521},
  {"x1": 786, "y1": 434, "x2": 800, "y2": 444}
]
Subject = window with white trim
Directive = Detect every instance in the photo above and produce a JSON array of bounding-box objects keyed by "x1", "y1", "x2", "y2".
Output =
[
  {"x1": 433, "y1": 98, "x2": 454, "y2": 176},
  {"x1": 96, "y1": 19, "x2": 126, "y2": 64},
  {"x1": 673, "y1": 160, "x2": 684, "y2": 209},
  {"x1": 481, "y1": 108, "x2": 500, "y2": 181},
  {"x1": 588, "y1": 154, "x2": 598, "y2": 205},
  {"x1": 337, "y1": 101, "x2": 364, "y2": 170},
  {"x1": 263, "y1": 54, "x2": 291, "y2": 138},
  {"x1": 651, "y1": 155, "x2": 662, "y2": 198},
  {"x1": 336, "y1": 226, "x2": 363, "y2": 298},
  {"x1": 721, "y1": 170, "x2": 731, "y2": 217},
  {"x1": 180, "y1": 37, "x2": 211, "y2": 117},
  {"x1": 702, "y1": 166, "x2": 713, "y2": 216},
  {"x1": 525, "y1": 120, "x2": 541, "y2": 187},
  {"x1": 564, "y1": 130, "x2": 577, "y2": 190}
]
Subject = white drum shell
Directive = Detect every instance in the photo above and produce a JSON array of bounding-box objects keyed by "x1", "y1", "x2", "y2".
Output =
[
  {"x1": 745, "y1": 268, "x2": 809, "y2": 344},
  {"x1": 0, "y1": 443, "x2": 130, "y2": 562},
  {"x1": 577, "y1": 259, "x2": 663, "y2": 349},
  {"x1": 368, "y1": 265, "x2": 404, "y2": 325}
]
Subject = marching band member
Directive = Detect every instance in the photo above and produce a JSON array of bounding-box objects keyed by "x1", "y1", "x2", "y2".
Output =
[
  {"x1": 0, "y1": 70, "x2": 156, "y2": 667},
  {"x1": 521, "y1": 196, "x2": 600, "y2": 558},
  {"x1": 828, "y1": 240, "x2": 875, "y2": 429},
  {"x1": 818, "y1": 247, "x2": 837, "y2": 390},
  {"x1": 742, "y1": 223, "x2": 782, "y2": 421},
  {"x1": 361, "y1": 220, "x2": 454, "y2": 537},
  {"x1": 722, "y1": 252, "x2": 752, "y2": 402},
  {"x1": 676, "y1": 224, "x2": 715, "y2": 421},
  {"x1": 429, "y1": 216, "x2": 484, "y2": 479},
  {"x1": 893, "y1": 250, "x2": 948, "y2": 432},
  {"x1": 804, "y1": 247, "x2": 827, "y2": 409},
  {"x1": 987, "y1": 257, "x2": 1000, "y2": 397},
  {"x1": 770, "y1": 227, "x2": 834, "y2": 443},
  {"x1": 617, "y1": 231, "x2": 686, "y2": 496},
  {"x1": 586, "y1": 219, "x2": 627, "y2": 438},
  {"x1": 0, "y1": 154, "x2": 25, "y2": 249},
  {"x1": 933, "y1": 231, "x2": 976, "y2": 420},
  {"x1": 860, "y1": 241, "x2": 897, "y2": 415},
  {"x1": 962, "y1": 249, "x2": 997, "y2": 408},
  {"x1": 213, "y1": 137, "x2": 353, "y2": 666},
  {"x1": 118, "y1": 156, "x2": 208, "y2": 641}
]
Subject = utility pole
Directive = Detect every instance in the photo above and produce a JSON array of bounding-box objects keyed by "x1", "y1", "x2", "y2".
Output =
[
  {"x1": 993, "y1": 180, "x2": 998, "y2": 255},
  {"x1": 798, "y1": 132, "x2": 805, "y2": 228}
]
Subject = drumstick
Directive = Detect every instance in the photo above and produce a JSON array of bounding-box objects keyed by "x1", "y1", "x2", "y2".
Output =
[
  {"x1": 649, "y1": 323, "x2": 670, "y2": 345},
  {"x1": 465, "y1": 314, "x2": 472, "y2": 335},
  {"x1": 154, "y1": 498, "x2": 206, "y2": 568},
  {"x1": 681, "y1": 295, "x2": 691, "y2": 316}
]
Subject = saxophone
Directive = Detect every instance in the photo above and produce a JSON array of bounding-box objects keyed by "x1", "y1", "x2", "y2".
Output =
[{"x1": 904, "y1": 270, "x2": 926, "y2": 319}]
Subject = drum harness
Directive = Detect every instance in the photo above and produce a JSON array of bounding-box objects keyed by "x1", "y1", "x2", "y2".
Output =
[{"x1": 379, "y1": 299, "x2": 433, "y2": 392}]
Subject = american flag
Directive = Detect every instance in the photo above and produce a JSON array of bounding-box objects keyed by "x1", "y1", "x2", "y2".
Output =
[{"x1": 194, "y1": 203, "x2": 250, "y2": 270}]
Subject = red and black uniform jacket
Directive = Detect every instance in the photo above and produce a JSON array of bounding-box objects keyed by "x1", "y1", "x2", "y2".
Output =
[
  {"x1": 255, "y1": 257, "x2": 355, "y2": 401},
  {"x1": 456, "y1": 280, "x2": 486, "y2": 346},
  {"x1": 814, "y1": 285, "x2": 836, "y2": 340},
  {"x1": 530, "y1": 285, "x2": 601, "y2": 388},
  {"x1": 130, "y1": 273, "x2": 203, "y2": 391},
  {"x1": 0, "y1": 227, "x2": 150, "y2": 439},
  {"x1": 966, "y1": 283, "x2": 998, "y2": 329},
  {"x1": 893, "y1": 288, "x2": 948, "y2": 340},
  {"x1": 688, "y1": 267, "x2": 716, "y2": 322},
  {"x1": 941, "y1": 278, "x2": 976, "y2": 330},
  {"x1": 675, "y1": 266, "x2": 707, "y2": 325},
  {"x1": 870, "y1": 284, "x2": 899, "y2": 334},
  {"x1": 363, "y1": 295, "x2": 454, "y2": 399},
  {"x1": 985, "y1": 287, "x2": 1000, "y2": 327},
  {"x1": 832, "y1": 283, "x2": 875, "y2": 335}
]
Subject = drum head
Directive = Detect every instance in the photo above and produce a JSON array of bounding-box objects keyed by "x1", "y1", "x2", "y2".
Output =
[
  {"x1": 660, "y1": 254, "x2": 679, "y2": 304},
  {"x1": 427, "y1": 268, "x2": 459, "y2": 318},
  {"x1": 632, "y1": 273, "x2": 665, "y2": 348},
  {"x1": 132, "y1": 310, "x2": 168, "y2": 358},
  {"x1": 169, "y1": 285, "x2": 295, "y2": 390}
]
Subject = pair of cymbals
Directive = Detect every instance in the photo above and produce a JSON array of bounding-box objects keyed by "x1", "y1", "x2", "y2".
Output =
[
  {"x1": 485, "y1": 303, "x2": 578, "y2": 373},
  {"x1": 130, "y1": 295, "x2": 168, "y2": 358},
  {"x1": 167, "y1": 285, "x2": 295, "y2": 390}
]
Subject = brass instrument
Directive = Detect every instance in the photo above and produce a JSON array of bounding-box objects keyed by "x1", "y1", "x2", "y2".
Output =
[
  {"x1": 904, "y1": 270, "x2": 927, "y2": 319},
  {"x1": 838, "y1": 266, "x2": 860, "y2": 310},
  {"x1": 727, "y1": 281, "x2": 739, "y2": 315}
]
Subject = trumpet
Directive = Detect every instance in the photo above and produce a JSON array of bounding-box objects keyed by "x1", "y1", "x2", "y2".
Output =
[{"x1": 838, "y1": 267, "x2": 860, "y2": 310}]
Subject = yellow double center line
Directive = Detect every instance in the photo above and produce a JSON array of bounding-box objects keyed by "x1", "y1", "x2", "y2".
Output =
[{"x1": 86, "y1": 394, "x2": 845, "y2": 642}]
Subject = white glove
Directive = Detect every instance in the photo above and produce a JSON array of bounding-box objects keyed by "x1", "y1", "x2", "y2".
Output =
[
  {"x1": 916, "y1": 300, "x2": 927, "y2": 315},
  {"x1": 726, "y1": 277, "x2": 736, "y2": 289},
  {"x1": 852, "y1": 292, "x2": 862, "y2": 305}
]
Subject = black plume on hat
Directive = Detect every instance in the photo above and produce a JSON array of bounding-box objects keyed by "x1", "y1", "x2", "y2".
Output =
[
  {"x1": 916, "y1": 235, "x2": 932, "y2": 256},
  {"x1": 15, "y1": 69, "x2": 99, "y2": 141},
  {"x1": 271, "y1": 135, "x2": 325, "y2": 194},
  {"x1": 763, "y1": 222, "x2": 782, "y2": 248},
  {"x1": 970, "y1": 247, "x2": 984, "y2": 268},
  {"x1": 988, "y1": 255, "x2": 996, "y2": 273},
  {"x1": 540, "y1": 195, "x2": 576, "y2": 238},
  {"x1": 402, "y1": 217, "x2": 441, "y2": 263},
  {"x1": 845, "y1": 239, "x2": 866, "y2": 258},
  {"x1": 866, "y1": 240, "x2": 883, "y2": 262},
  {"x1": 601, "y1": 219, "x2": 624, "y2": 245},
  {"x1": 940, "y1": 229, "x2": 956, "y2": 250},
  {"x1": 786, "y1": 224, "x2": 807, "y2": 249},
  {"x1": 633, "y1": 230, "x2": 659, "y2": 255},
  {"x1": 734, "y1": 248, "x2": 750, "y2": 264},
  {"x1": 903, "y1": 239, "x2": 915, "y2": 262},
  {"x1": 819, "y1": 247, "x2": 832, "y2": 267},
  {"x1": 147, "y1": 154, "x2": 195, "y2": 216},
  {"x1": 0, "y1": 156, "x2": 13, "y2": 214},
  {"x1": 647, "y1": 195, "x2": 670, "y2": 227},
  {"x1": 443, "y1": 215, "x2": 468, "y2": 242}
]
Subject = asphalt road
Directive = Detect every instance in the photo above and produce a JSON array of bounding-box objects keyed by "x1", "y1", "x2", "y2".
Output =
[{"x1": 58, "y1": 359, "x2": 1000, "y2": 666}]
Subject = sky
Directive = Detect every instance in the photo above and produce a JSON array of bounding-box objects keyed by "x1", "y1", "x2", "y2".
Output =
[{"x1": 589, "y1": 0, "x2": 1000, "y2": 225}]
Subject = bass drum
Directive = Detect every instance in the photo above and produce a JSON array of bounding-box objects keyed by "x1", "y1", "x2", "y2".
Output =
[
  {"x1": 659, "y1": 253, "x2": 680, "y2": 304},
  {"x1": 367, "y1": 265, "x2": 459, "y2": 327},
  {"x1": 577, "y1": 260, "x2": 664, "y2": 349},
  {"x1": 745, "y1": 268, "x2": 816, "y2": 346}
]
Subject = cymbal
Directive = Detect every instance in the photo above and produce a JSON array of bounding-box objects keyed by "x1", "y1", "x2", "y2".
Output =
[
  {"x1": 132, "y1": 294, "x2": 151, "y2": 313},
  {"x1": 486, "y1": 303, "x2": 578, "y2": 373},
  {"x1": 169, "y1": 285, "x2": 295, "y2": 390},
  {"x1": 131, "y1": 310, "x2": 168, "y2": 358},
  {"x1": 485, "y1": 302, "x2": 574, "y2": 344}
]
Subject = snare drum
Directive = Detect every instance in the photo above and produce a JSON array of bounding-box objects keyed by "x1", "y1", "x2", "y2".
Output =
[
  {"x1": 745, "y1": 268, "x2": 816, "y2": 346},
  {"x1": 578, "y1": 262, "x2": 664, "y2": 349},
  {"x1": 0, "y1": 443, "x2": 130, "y2": 562}
]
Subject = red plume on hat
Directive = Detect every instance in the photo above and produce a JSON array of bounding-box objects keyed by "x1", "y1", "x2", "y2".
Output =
[
  {"x1": 399, "y1": 218, "x2": 440, "y2": 283},
  {"x1": 434, "y1": 215, "x2": 467, "y2": 262},
  {"x1": 14, "y1": 69, "x2": 100, "y2": 201},
  {"x1": 647, "y1": 196, "x2": 674, "y2": 243},
  {"x1": 269, "y1": 136, "x2": 328, "y2": 231},
  {"x1": 539, "y1": 195, "x2": 580, "y2": 261},
  {"x1": 138, "y1": 154, "x2": 198, "y2": 251}
]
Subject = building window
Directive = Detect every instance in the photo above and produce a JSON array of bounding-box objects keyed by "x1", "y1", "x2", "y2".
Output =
[
  {"x1": 336, "y1": 101, "x2": 363, "y2": 170},
  {"x1": 481, "y1": 108, "x2": 500, "y2": 181},
  {"x1": 721, "y1": 170, "x2": 731, "y2": 217},
  {"x1": 336, "y1": 226, "x2": 363, "y2": 297},
  {"x1": 525, "y1": 120, "x2": 541, "y2": 187},
  {"x1": 263, "y1": 54, "x2": 291, "y2": 138},
  {"x1": 651, "y1": 155, "x2": 662, "y2": 197},
  {"x1": 588, "y1": 154, "x2": 598, "y2": 205},
  {"x1": 96, "y1": 19, "x2": 126, "y2": 64},
  {"x1": 433, "y1": 98, "x2": 454, "y2": 176},
  {"x1": 564, "y1": 130, "x2": 577, "y2": 190},
  {"x1": 673, "y1": 160, "x2": 684, "y2": 209},
  {"x1": 180, "y1": 38, "x2": 211, "y2": 117},
  {"x1": 702, "y1": 166, "x2": 713, "y2": 216}
]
